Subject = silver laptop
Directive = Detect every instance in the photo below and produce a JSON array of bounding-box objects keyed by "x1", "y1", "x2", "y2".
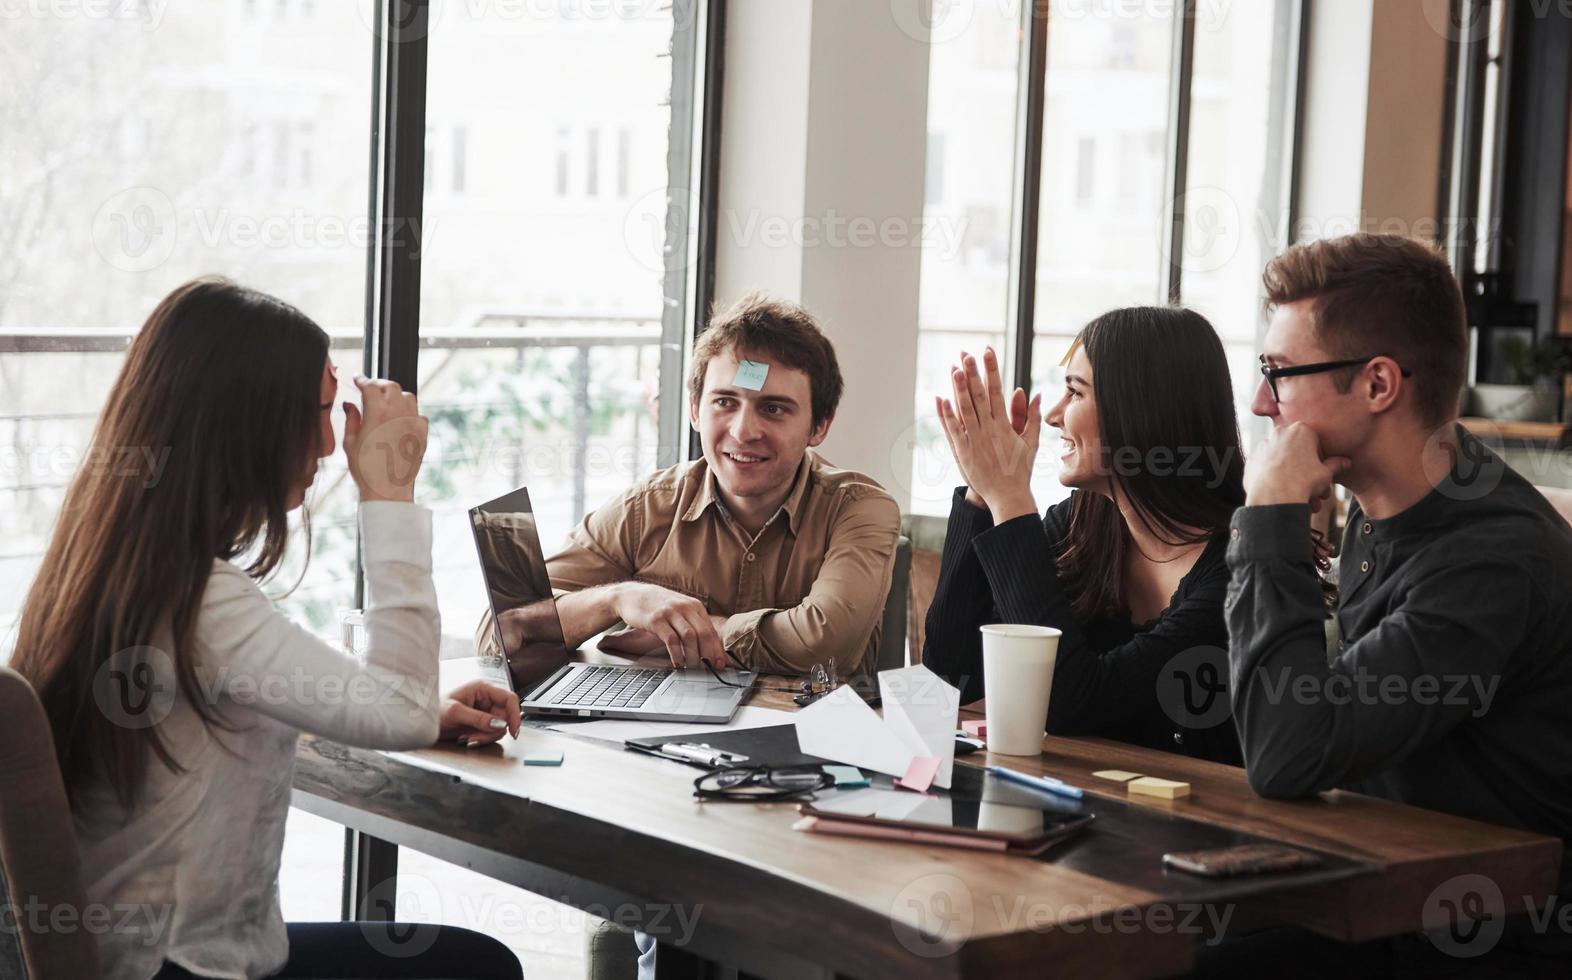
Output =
[{"x1": 469, "y1": 486, "x2": 756, "y2": 723}]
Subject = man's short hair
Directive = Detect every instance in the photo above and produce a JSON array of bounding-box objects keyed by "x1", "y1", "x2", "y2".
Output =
[
  {"x1": 688, "y1": 293, "x2": 845, "y2": 429},
  {"x1": 1262, "y1": 233, "x2": 1467, "y2": 426}
]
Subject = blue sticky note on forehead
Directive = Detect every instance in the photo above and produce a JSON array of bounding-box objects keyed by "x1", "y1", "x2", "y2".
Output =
[{"x1": 732, "y1": 359, "x2": 769, "y2": 391}]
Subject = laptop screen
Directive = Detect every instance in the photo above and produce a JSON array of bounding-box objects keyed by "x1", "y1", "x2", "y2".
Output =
[{"x1": 469, "y1": 486, "x2": 572, "y2": 694}]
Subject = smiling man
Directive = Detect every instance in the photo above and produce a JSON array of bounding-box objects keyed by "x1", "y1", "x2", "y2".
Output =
[
  {"x1": 479, "y1": 293, "x2": 900, "y2": 679},
  {"x1": 1218, "y1": 234, "x2": 1572, "y2": 970}
]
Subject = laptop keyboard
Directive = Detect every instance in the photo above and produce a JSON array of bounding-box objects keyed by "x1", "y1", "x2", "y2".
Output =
[{"x1": 549, "y1": 666, "x2": 672, "y2": 709}]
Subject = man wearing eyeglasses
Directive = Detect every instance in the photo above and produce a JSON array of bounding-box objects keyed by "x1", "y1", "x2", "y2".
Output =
[{"x1": 1219, "y1": 233, "x2": 1572, "y2": 970}]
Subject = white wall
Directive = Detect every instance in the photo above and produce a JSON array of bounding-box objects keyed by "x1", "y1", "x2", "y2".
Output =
[
  {"x1": 714, "y1": 0, "x2": 931, "y2": 501},
  {"x1": 712, "y1": 1, "x2": 813, "y2": 300},
  {"x1": 1296, "y1": 0, "x2": 1451, "y2": 239}
]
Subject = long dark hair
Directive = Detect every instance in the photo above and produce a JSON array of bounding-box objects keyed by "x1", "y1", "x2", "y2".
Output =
[
  {"x1": 1056, "y1": 306, "x2": 1245, "y2": 621},
  {"x1": 12, "y1": 277, "x2": 329, "y2": 807}
]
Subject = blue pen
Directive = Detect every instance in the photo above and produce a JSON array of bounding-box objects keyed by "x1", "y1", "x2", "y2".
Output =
[{"x1": 988, "y1": 765, "x2": 1085, "y2": 800}]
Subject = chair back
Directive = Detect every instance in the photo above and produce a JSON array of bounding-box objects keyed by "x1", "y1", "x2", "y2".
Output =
[
  {"x1": 875, "y1": 535, "x2": 913, "y2": 672},
  {"x1": 0, "y1": 666, "x2": 99, "y2": 979},
  {"x1": 901, "y1": 514, "x2": 950, "y2": 664}
]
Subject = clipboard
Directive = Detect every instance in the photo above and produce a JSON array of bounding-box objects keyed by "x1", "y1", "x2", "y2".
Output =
[{"x1": 624, "y1": 724, "x2": 829, "y2": 770}]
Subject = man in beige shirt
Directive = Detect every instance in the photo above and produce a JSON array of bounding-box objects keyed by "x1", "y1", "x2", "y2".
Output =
[{"x1": 482, "y1": 293, "x2": 900, "y2": 678}]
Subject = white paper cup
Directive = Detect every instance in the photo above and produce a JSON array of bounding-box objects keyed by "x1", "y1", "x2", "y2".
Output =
[{"x1": 980, "y1": 624, "x2": 1061, "y2": 756}]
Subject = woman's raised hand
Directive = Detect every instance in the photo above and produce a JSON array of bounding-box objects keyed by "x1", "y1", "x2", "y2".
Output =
[
  {"x1": 343, "y1": 375, "x2": 429, "y2": 503},
  {"x1": 935, "y1": 347, "x2": 1042, "y2": 524}
]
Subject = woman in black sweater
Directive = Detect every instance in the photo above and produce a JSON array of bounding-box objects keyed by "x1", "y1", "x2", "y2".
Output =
[{"x1": 924, "y1": 307, "x2": 1245, "y2": 765}]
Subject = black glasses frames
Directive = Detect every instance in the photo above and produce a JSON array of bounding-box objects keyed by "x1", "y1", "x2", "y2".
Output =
[
  {"x1": 692, "y1": 765, "x2": 834, "y2": 802},
  {"x1": 1258, "y1": 354, "x2": 1413, "y2": 403}
]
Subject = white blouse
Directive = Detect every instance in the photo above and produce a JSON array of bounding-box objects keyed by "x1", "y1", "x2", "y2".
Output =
[{"x1": 74, "y1": 502, "x2": 441, "y2": 980}]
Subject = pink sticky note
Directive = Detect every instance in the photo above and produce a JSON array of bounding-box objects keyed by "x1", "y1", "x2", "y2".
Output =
[
  {"x1": 961, "y1": 720, "x2": 987, "y2": 740},
  {"x1": 895, "y1": 756, "x2": 941, "y2": 794}
]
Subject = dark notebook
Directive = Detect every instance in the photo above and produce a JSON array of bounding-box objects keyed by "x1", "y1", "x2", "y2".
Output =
[{"x1": 625, "y1": 724, "x2": 829, "y2": 770}]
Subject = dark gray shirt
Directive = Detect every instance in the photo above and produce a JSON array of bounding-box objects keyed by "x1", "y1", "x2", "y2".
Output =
[{"x1": 1226, "y1": 426, "x2": 1572, "y2": 895}]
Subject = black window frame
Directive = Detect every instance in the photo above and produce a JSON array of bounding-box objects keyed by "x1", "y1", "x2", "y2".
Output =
[
  {"x1": 1004, "y1": 0, "x2": 1310, "y2": 390},
  {"x1": 342, "y1": 0, "x2": 724, "y2": 920}
]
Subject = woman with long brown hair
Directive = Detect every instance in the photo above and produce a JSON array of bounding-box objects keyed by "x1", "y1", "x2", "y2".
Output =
[
  {"x1": 11, "y1": 278, "x2": 521, "y2": 979},
  {"x1": 923, "y1": 307, "x2": 1246, "y2": 765}
]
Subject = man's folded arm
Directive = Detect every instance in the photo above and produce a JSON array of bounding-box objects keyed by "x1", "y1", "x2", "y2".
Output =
[
  {"x1": 1226, "y1": 504, "x2": 1525, "y2": 799},
  {"x1": 722, "y1": 494, "x2": 902, "y2": 676}
]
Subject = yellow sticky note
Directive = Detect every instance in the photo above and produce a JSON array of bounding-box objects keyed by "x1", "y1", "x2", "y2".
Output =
[
  {"x1": 1092, "y1": 769, "x2": 1144, "y2": 782},
  {"x1": 1127, "y1": 776, "x2": 1191, "y2": 800}
]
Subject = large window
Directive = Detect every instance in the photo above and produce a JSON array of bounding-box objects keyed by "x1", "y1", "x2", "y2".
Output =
[
  {"x1": 0, "y1": 0, "x2": 376, "y2": 917},
  {"x1": 400, "y1": 2, "x2": 699, "y2": 971},
  {"x1": 0, "y1": 0, "x2": 371, "y2": 635},
  {"x1": 908, "y1": 0, "x2": 1023, "y2": 513},
  {"x1": 416, "y1": 2, "x2": 685, "y2": 649},
  {"x1": 1, "y1": 0, "x2": 707, "y2": 970},
  {"x1": 1029, "y1": 2, "x2": 1175, "y2": 508},
  {"x1": 908, "y1": 0, "x2": 1303, "y2": 514},
  {"x1": 1180, "y1": 0, "x2": 1300, "y2": 436}
]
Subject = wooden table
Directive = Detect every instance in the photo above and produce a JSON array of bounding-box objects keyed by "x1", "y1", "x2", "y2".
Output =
[{"x1": 292, "y1": 660, "x2": 1561, "y2": 979}]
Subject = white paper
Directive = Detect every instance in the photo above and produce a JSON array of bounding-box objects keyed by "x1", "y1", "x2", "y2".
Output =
[
  {"x1": 880, "y1": 664, "x2": 961, "y2": 790},
  {"x1": 793, "y1": 665, "x2": 960, "y2": 789},
  {"x1": 544, "y1": 705, "x2": 794, "y2": 745},
  {"x1": 794, "y1": 686, "x2": 914, "y2": 777}
]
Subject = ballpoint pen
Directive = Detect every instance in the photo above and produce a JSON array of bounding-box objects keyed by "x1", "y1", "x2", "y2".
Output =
[
  {"x1": 658, "y1": 743, "x2": 750, "y2": 768},
  {"x1": 988, "y1": 765, "x2": 1085, "y2": 800}
]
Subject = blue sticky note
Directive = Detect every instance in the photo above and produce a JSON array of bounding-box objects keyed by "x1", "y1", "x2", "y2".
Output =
[
  {"x1": 825, "y1": 765, "x2": 868, "y2": 788},
  {"x1": 523, "y1": 750, "x2": 564, "y2": 767},
  {"x1": 732, "y1": 359, "x2": 769, "y2": 390}
]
